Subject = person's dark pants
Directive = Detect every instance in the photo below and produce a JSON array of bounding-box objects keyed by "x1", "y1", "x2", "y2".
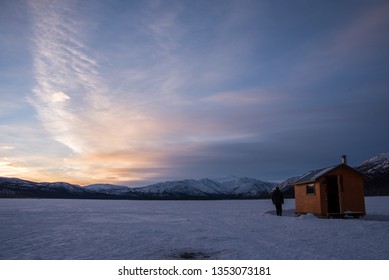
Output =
[{"x1": 275, "y1": 203, "x2": 282, "y2": 216}]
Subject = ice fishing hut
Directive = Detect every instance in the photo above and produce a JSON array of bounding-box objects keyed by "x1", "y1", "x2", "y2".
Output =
[{"x1": 294, "y1": 155, "x2": 366, "y2": 218}]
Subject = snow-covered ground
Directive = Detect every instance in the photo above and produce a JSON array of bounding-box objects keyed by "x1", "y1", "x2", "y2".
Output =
[{"x1": 0, "y1": 197, "x2": 388, "y2": 260}]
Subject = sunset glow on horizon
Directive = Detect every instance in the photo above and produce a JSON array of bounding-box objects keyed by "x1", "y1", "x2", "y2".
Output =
[{"x1": 1, "y1": 0, "x2": 389, "y2": 186}]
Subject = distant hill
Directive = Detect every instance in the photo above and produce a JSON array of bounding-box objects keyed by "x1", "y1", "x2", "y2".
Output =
[
  {"x1": 133, "y1": 177, "x2": 276, "y2": 199},
  {"x1": 83, "y1": 184, "x2": 132, "y2": 194},
  {"x1": 0, "y1": 176, "x2": 276, "y2": 200},
  {"x1": 355, "y1": 153, "x2": 389, "y2": 176},
  {"x1": 0, "y1": 177, "x2": 140, "y2": 200},
  {"x1": 356, "y1": 153, "x2": 389, "y2": 196}
]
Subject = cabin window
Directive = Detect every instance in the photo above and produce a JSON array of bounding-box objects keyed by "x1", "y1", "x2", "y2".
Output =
[{"x1": 306, "y1": 183, "x2": 315, "y2": 195}]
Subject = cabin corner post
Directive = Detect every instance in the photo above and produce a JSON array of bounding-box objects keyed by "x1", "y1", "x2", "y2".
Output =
[{"x1": 337, "y1": 175, "x2": 343, "y2": 214}]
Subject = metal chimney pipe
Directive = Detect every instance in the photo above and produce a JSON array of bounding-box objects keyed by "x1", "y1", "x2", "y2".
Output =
[{"x1": 341, "y1": 155, "x2": 347, "y2": 165}]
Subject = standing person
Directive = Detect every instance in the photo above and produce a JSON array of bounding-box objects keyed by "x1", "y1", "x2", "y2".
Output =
[{"x1": 272, "y1": 187, "x2": 284, "y2": 216}]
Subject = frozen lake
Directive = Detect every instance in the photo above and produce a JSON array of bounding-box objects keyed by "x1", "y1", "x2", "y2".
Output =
[{"x1": 0, "y1": 197, "x2": 388, "y2": 259}]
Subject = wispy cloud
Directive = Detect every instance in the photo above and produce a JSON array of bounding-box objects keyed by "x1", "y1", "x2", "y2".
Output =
[
  {"x1": 201, "y1": 88, "x2": 280, "y2": 106},
  {"x1": 28, "y1": 0, "x2": 98, "y2": 153},
  {"x1": 26, "y1": 0, "x2": 186, "y2": 184},
  {"x1": 14, "y1": 0, "x2": 387, "y2": 185},
  {"x1": 24, "y1": 1, "x2": 280, "y2": 184}
]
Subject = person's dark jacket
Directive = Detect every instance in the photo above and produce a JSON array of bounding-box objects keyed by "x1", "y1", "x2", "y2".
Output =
[{"x1": 272, "y1": 188, "x2": 284, "y2": 205}]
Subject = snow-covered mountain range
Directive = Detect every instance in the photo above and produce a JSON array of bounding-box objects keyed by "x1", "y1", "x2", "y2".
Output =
[
  {"x1": 1, "y1": 153, "x2": 388, "y2": 199},
  {"x1": 0, "y1": 176, "x2": 276, "y2": 199},
  {"x1": 356, "y1": 153, "x2": 389, "y2": 176},
  {"x1": 0, "y1": 177, "x2": 85, "y2": 197},
  {"x1": 134, "y1": 176, "x2": 276, "y2": 199},
  {"x1": 356, "y1": 153, "x2": 389, "y2": 195},
  {"x1": 83, "y1": 184, "x2": 132, "y2": 194}
]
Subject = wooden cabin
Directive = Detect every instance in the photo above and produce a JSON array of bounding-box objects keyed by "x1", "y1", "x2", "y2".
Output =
[{"x1": 294, "y1": 156, "x2": 366, "y2": 218}]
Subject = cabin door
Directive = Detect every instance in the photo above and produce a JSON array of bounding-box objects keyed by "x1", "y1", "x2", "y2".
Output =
[{"x1": 327, "y1": 176, "x2": 340, "y2": 213}]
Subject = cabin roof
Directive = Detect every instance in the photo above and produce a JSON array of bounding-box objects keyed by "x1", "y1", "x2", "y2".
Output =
[
  {"x1": 294, "y1": 165, "x2": 340, "y2": 184},
  {"x1": 294, "y1": 163, "x2": 367, "y2": 185}
]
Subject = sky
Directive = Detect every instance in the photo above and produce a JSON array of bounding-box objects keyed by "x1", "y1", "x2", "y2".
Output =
[{"x1": 1, "y1": 0, "x2": 389, "y2": 187}]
